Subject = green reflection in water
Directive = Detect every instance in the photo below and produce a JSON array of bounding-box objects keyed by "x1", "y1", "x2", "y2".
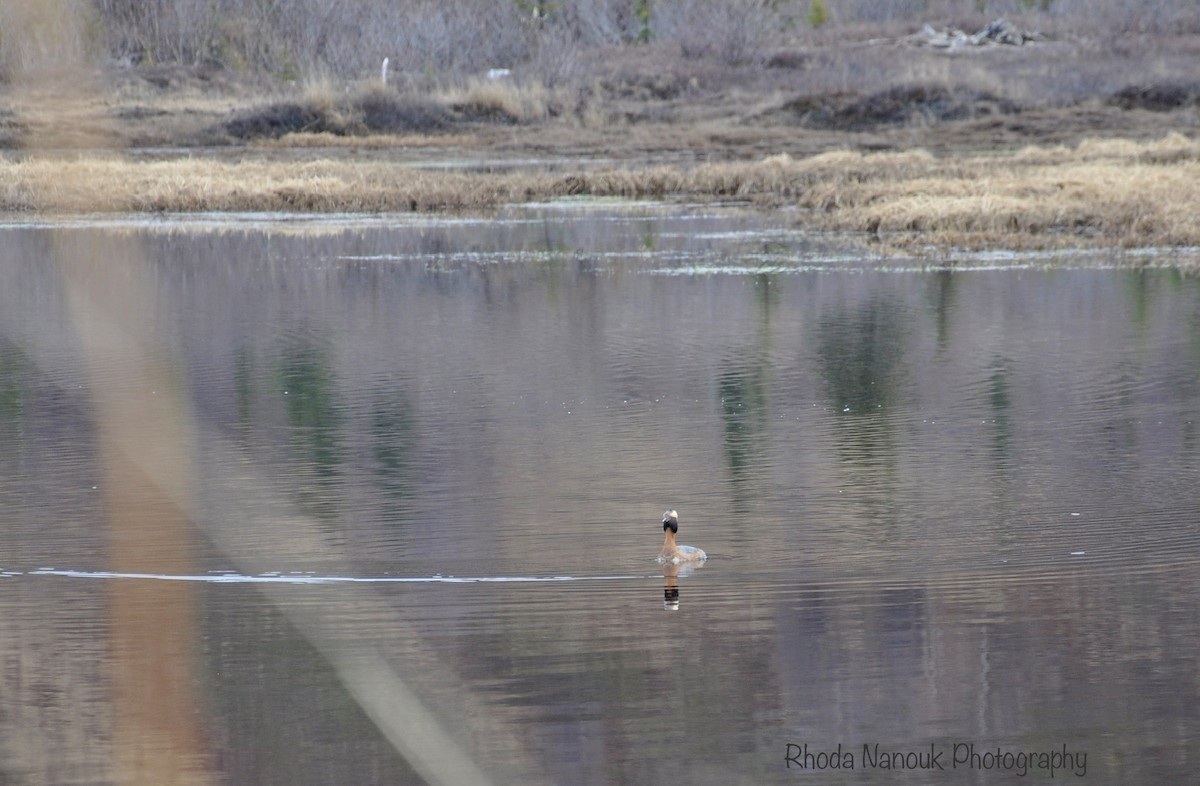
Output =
[
  {"x1": 1187, "y1": 278, "x2": 1200, "y2": 452},
  {"x1": 531, "y1": 220, "x2": 572, "y2": 299},
  {"x1": 816, "y1": 297, "x2": 906, "y2": 419},
  {"x1": 985, "y1": 355, "x2": 1019, "y2": 549},
  {"x1": 815, "y1": 297, "x2": 907, "y2": 531},
  {"x1": 278, "y1": 341, "x2": 344, "y2": 519},
  {"x1": 370, "y1": 389, "x2": 418, "y2": 515},
  {"x1": 1125, "y1": 268, "x2": 1152, "y2": 333},
  {"x1": 988, "y1": 355, "x2": 1014, "y2": 464},
  {"x1": 718, "y1": 364, "x2": 767, "y2": 485},
  {"x1": 717, "y1": 274, "x2": 777, "y2": 515},
  {"x1": 234, "y1": 345, "x2": 254, "y2": 430},
  {"x1": 0, "y1": 340, "x2": 26, "y2": 435},
  {"x1": 928, "y1": 269, "x2": 957, "y2": 354}
]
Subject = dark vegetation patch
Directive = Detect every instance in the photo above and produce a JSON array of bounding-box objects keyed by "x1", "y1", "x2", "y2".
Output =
[
  {"x1": 224, "y1": 91, "x2": 450, "y2": 140},
  {"x1": 447, "y1": 99, "x2": 520, "y2": 125},
  {"x1": 1107, "y1": 82, "x2": 1200, "y2": 111},
  {"x1": 782, "y1": 85, "x2": 1022, "y2": 131},
  {"x1": 121, "y1": 64, "x2": 244, "y2": 94},
  {"x1": 601, "y1": 73, "x2": 688, "y2": 101},
  {"x1": 356, "y1": 93, "x2": 451, "y2": 132},
  {"x1": 113, "y1": 105, "x2": 169, "y2": 120},
  {"x1": 765, "y1": 51, "x2": 810, "y2": 70},
  {"x1": 225, "y1": 102, "x2": 328, "y2": 139},
  {"x1": 0, "y1": 108, "x2": 26, "y2": 146}
]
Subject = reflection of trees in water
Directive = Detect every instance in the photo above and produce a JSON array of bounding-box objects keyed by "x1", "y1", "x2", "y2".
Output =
[
  {"x1": 1126, "y1": 268, "x2": 1155, "y2": 333},
  {"x1": 278, "y1": 341, "x2": 344, "y2": 520},
  {"x1": 0, "y1": 339, "x2": 27, "y2": 436},
  {"x1": 814, "y1": 296, "x2": 908, "y2": 541},
  {"x1": 718, "y1": 363, "x2": 767, "y2": 483},
  {"x1": 1186, "y1": 273, "x2": 1200, "y2": 452},
  {"x1": 985, "y1": 354, "x2": 1022, "y2": 550},
  {"x1": 988, "y1": 355, "x2": 1014, "y2": 465},
  {"x1": 928, "y1": 268, "x2": 957, "y2": 353},
  {"x1": 275, "y1": 342, "x2": 422, "y2": 528},
  {"x1": 717, "y1": 274, "x2": 776, "y2": 515},
  {"x1": 234, "y1": 345, "x2": 254, "y2": 430},
  {"x1": 817, "y1": 296, "x2": 906, "y2": 420},
  {"x1": 371, "y1": 389, "x2": 419, "y2": 517}
]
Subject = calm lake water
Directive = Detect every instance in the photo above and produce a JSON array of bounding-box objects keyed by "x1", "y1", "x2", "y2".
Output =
[{"x1": 2, "y1": 205, "x2": 1200, "y2": 785}]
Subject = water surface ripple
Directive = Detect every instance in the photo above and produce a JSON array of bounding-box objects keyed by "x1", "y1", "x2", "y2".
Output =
[{"x1": 1, "y1": 205, "x2": 1199, "y2": 784}]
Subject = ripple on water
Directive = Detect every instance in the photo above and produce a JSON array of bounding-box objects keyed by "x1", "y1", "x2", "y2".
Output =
[{"x1": 4, "y1": 208, "x2": 1200, "y2": 783}]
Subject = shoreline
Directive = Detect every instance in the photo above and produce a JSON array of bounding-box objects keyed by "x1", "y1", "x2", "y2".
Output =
[
  {"x1": 4, "y1": 131, "x2": 1200, "y2": 253},
  {"x1": 4, "y1": 23, "x2": 1200, "y2": 254}
]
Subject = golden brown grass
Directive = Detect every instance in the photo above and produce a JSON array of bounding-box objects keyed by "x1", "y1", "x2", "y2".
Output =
[
  {"x1": 438, "y1": 80, "x2": 554, "y2": 124},
  {"x1": 4, "y1": 132, "x2": 1200, "y2": 250}
]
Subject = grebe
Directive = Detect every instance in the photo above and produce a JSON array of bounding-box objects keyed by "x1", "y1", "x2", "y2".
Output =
[{"x1": 657, "y1": 509, "x2": 707, "y2": 564}]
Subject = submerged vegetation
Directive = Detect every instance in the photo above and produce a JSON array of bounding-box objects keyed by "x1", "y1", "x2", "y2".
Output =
[{"x1": 1, "y1": 1, "x2": 1200, "y2": 251}]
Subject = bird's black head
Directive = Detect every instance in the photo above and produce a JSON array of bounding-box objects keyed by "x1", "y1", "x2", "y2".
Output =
[{"x1": 662, "y1": 509, "x2": 679, "y2": 534}]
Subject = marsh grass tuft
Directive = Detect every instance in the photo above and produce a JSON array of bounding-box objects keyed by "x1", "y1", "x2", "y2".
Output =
[
  {"x1": 441, "y1": 80, "x2": 552, "y2": 124},
  {"x1": 7, "y1": 134, "x2": 1200, "y2": 251}
]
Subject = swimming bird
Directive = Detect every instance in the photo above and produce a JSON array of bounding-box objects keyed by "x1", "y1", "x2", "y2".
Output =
[{"x1": 658, "y1": 509, "x2": 707, "y2": 564}]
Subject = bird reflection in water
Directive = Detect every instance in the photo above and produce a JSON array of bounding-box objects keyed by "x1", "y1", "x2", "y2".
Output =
[{"x1": 660, "y1": 561, "x2": 705, "y2": 610}]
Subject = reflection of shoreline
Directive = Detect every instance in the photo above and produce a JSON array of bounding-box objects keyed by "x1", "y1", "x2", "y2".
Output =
[{"x1": 661, "y1": 561, "x2": 704, "y2": 611}]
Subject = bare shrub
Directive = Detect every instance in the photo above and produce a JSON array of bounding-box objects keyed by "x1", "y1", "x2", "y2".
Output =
[
  {"x1": 525, "y1": 23, "x2": 584, "y2": 87},
  {"x1": 12, "y1": 0, "x2": 1200, "y2": 96},
  {"x1": 381, "y1": 1, "x2": 528, "y2": 81},
  {"x1": 84, "y1": 0, "x2": 535, "y2": 80},
  {"x1": 551, "y1": 0, "x2": 644, "y2": 46},
  {"x1": 93, "y1": 0, "x2": 222, "y2": 66},
  {"x1": 1048, "y1": 0, "x2": 1200, "y2": 36},
  {"x1": 654, "y1": 0, "x2": 788, "y2": 65},
  {"x1": 828, "y1": 0, "x2": 938, "y2": 24}
]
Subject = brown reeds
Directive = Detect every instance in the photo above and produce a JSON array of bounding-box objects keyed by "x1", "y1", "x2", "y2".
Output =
[{"x1": 4, "y1": 133, "x2": 1200, "y2": 249}]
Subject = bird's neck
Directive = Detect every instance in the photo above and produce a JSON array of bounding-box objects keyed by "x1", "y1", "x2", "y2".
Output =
[{"x1": 661, "y1": 529, "x2": 678, "y2": 555}]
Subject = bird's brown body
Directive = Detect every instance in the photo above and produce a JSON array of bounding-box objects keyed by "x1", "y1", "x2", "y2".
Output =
[{"x1": 657, "y1": 509, "x2": 707, "y2": 563}]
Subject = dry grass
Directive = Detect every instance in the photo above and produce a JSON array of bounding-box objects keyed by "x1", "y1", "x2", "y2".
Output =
[
  {"x1": 439, "y1": 80, "x2": 555, "y2": 124},
  {"x1": 791, "y1": 134, "x2": 1200, "y2": 247},
  {"x1": 4, "y1": 133, "x2": 1200, "y2": 250}
]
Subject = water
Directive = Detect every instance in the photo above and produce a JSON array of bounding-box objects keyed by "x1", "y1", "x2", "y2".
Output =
[{"x1": 1, "y1": 206, "x2": 1199, "y2": 784}]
